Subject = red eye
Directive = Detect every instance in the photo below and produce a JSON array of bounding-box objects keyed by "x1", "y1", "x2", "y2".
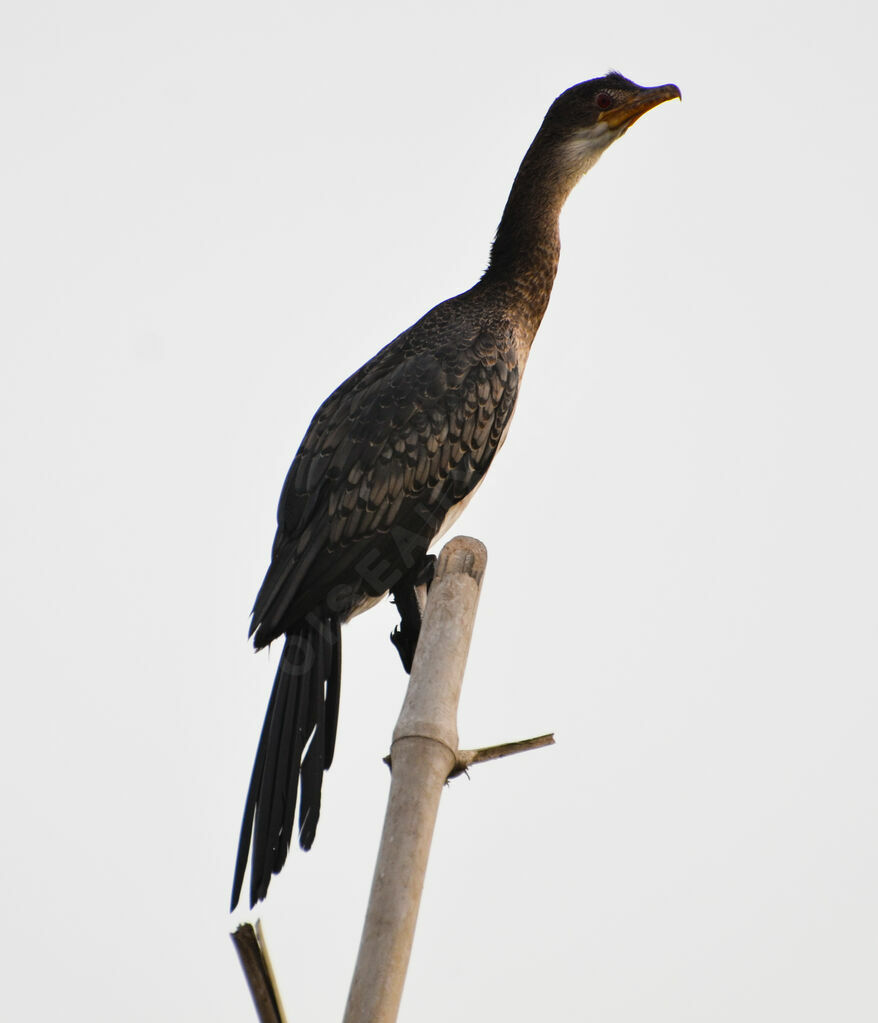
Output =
[{"x1": 595, "y1": 92, "x2": 613, "y2": 110}]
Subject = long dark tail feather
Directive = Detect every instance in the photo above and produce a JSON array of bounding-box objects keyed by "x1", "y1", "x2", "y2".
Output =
[{"x1": 230, "y1": 615, "x2": 342, "y2": 911}]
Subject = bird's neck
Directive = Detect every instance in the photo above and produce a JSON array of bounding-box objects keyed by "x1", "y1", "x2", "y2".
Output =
[{"x1": 482, "y1": 131, "x2": 585, "y2": 337}]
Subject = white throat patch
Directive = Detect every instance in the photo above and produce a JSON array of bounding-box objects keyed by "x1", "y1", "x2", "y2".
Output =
[{"x1": 559, "y1": 123, "x2": 614, "y2": 179}]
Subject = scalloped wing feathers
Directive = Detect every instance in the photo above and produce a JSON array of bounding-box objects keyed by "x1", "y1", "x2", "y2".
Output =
[{"x1": 250, "y1": 292, "x2": 520, "y2": 648}]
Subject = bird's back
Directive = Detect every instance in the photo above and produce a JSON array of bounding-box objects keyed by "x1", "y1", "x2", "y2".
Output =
[{"x1": 249, "y1": 281, "x2": 522, "y2": 648}]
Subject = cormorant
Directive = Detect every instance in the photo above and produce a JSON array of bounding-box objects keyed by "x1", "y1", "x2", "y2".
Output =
[{"x1": 231, "y1": 72, "x2": 680, "y2": 910}]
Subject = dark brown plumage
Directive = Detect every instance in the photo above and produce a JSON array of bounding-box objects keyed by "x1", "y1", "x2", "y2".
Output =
[{"x1": 232, "y1": 72, "x2": 680, "y2": 910}]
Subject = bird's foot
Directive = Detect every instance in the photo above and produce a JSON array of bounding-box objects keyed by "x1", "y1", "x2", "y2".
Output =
[
  {"x1": 390, "y1": 621, "x2": 417, "y2": 674},
  {"x1": 389, "y1": 555, "x2": 436, "y2": 673}
]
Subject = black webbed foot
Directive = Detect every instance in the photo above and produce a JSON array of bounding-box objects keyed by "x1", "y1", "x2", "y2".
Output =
[
  {"x1": 389, "y1": 555, "x2": 436, "y2": 673},
  {"x1": 390, "y1": 585, "x2": 420, "y2": 674}
]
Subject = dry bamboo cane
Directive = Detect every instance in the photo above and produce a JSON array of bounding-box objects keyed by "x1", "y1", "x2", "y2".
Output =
[
  {"x1": 231, "y1": 921, "x2": 287, "y2": 1023},
  {"x1": 341, "y1": 535, "x2": 488, "y2": 1023}
]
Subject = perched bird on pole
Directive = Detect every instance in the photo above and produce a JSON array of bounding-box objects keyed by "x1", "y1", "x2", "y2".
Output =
[{"x1": 231, "y1": 71, "x2": 680, "y2": 910}]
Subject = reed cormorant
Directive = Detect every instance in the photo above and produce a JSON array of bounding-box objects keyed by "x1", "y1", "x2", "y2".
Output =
[{"x1": 232, "y1": 72, "x2": 680, "y2": 910}]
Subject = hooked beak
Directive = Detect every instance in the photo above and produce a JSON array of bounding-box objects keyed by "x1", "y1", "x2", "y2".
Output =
[{"x1": 599, "y1": 83, "x2": 682, "y2": 132}]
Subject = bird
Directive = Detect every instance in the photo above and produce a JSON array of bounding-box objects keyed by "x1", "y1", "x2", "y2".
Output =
[{"x1": 231, "y1": 71, "x2": 680, "y2": 910}]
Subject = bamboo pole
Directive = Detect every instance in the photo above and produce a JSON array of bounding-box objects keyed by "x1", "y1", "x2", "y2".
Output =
[
  {"x1": 231, "y1": 921, "x2": 287, "y2": 1023},
  {"x1": 341, "y1": 535, "x2": 488, "y2": 1023}
]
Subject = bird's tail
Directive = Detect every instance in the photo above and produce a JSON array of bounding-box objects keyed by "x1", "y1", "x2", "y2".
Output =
[{"x1": 231, "y1": 615, "x2": 341, "y2": 910}]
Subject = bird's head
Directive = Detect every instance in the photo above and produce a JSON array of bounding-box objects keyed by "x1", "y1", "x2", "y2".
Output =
[{"x1": 543, "y1": 72, "x2": 681, "y2": 180}]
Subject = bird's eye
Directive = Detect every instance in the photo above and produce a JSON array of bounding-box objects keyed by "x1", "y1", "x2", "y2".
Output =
[{"x1": 595, "y1": 92, "x2": 613, "y2": 110}]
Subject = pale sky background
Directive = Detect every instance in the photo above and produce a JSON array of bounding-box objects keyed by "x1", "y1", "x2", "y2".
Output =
[{"x1": 2, "y1": 1, "x2": 877, "y2": 1020}]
